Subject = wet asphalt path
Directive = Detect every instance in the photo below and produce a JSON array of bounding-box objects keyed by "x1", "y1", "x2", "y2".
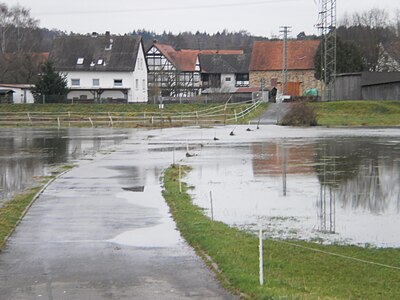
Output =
[
  {"x1": 251, "y1": 103, "x2": 290, "y2": 125},
  {"x1": 0, "y1": 132, "x2": 236, "y2": 300}
]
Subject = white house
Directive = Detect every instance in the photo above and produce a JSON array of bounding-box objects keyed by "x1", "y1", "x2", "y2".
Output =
[
  {"x1": 0, "y1": 84, "x2": 34, "y2": 103},
  {"x1": 49, "y1": 32, "x2": 148, "y2": 103}
]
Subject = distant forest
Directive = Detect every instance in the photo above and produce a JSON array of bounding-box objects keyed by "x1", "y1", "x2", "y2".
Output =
[{"x1": 26, "y1": 28, "x2": 318, "y2": 53}]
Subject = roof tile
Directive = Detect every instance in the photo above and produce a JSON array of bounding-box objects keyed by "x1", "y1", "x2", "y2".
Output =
[{"x1": 249, "y1": 40, "x2": 320, "y2": 71}]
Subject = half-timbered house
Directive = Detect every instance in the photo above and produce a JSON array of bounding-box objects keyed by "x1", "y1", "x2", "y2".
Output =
[{"x1": 146, "y1": 42, "x2": 243, "y2": 98}]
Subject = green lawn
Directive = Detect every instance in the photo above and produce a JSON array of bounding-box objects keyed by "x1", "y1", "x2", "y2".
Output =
[
  {"x1": 311, "y1": 100, "x2": 400, "y2": 126},
  {"x1": 163, "y1": 165, "x2": 400, "y2": 299},
  {"x1": 0, "y1": 102, "x2": 267, "y2": 127}
]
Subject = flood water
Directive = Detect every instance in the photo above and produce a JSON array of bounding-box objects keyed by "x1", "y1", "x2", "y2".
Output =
[
  {"x1": 183, "y1": 127, "x2": 400, "y2": 248},
  {"x1": 0, "y1": 128, "x2": 129, "y2": 205},
  {"x1": 1, "y1": 126, "x2": 399, "y2": 248}
]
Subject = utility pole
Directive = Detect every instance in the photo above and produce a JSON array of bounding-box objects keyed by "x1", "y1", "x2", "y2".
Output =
[
  {"x1": 317, "y1": 0, "x2": 337, "y2": 101},
  {"x1": 279, "y1": 26, "x2": 291, "y2": 96}
]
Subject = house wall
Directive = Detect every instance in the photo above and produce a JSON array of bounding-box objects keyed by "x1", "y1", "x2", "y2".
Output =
[
  {"x1": 66, "y1": 70, "x2": 147, "y2": 102},
  {"x1": 134, "y1": 44, "x2": 148, "y2": 101},
  {"x1": 0, "y1": 87, "x2": 34, "y2": 104},
  {"x1": 65, "y1": 43, "x2": 148, "y2": 103},
  {"x1": 250, "y1": 70, "x2": 321, "y2": 95},
  {"x1": 335, "y1": 75, "x2": 362, "y2": 100},
  {"x1": 221, "y1": 73, "x2": 236, "y2": 90}
]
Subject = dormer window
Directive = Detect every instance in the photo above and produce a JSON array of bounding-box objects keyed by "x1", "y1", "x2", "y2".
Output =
[
  {"x1": 90, "y1": 61, "x2": 95, "y2": 67},
  {"x1": 97, "y1": 59, "x2": 103, "y2": 65},
  {"x1": 76, "y1": 57, "x2": 84, "y2": 65}
]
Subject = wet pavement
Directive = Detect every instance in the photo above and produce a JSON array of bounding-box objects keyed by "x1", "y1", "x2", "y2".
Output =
[
  {"x1": 0, "y1": 128, "x2": 129, "y2": 206},
  {"x1": 251, "y1": 103, "x2": 290, "y2": 124},
  {"x1": 1, "y1": 125, "x2": 400, "y2": 299},
  {"x1": 0, "y1": 130, "x2": 236, "y2": 300}
]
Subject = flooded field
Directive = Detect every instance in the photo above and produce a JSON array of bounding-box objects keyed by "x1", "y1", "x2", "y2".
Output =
[
  {"x1": 182, "y1": 126, "x2": 400, "y2": 247},
  {"x1": 1, "y1": 125, "x2": 399, "y2": 248},
  {"x1": 0, "y1": 128, "x2": 129, "y2": 205}
]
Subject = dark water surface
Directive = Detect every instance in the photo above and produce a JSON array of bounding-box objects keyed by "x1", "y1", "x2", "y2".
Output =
[{"x1": 0, "y1": 128, "x2": 129, "y2": 205}]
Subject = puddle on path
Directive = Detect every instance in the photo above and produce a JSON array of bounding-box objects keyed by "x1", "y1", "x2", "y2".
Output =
[{"x1": 0, "y1": 128, "x2": 129, "y2": 205}]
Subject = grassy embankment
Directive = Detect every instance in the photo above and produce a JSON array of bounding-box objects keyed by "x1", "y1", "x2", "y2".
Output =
[
  {"x1": 0, "y1": 165, "x2": 73, "y2": 250},
  {"x1": 0, "y1": 103, "x2": 267, "y2": 127},
  {"x1": 163, "y1": 165, "x2": 400, "y2": 299},
  {"x1": 311, "y1": 100, "x2": 400, "y2": 126}
]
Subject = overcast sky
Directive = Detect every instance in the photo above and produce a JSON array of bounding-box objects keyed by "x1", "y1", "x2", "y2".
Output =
[{"x1": 4, "y1": 0, "x2": 400, "y2": 37}]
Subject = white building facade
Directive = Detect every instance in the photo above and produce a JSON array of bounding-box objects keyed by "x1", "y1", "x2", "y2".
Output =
[
  {"x1": 50, "y1": 32, "x2": 148, "y2": 103},
  {"x1": 0, "y1": 84, "x2": 34, "y2": 103}
]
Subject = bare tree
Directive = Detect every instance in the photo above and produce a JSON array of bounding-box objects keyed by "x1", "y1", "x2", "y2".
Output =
[
  {"x1": 352, "y1": 7, "x2": 389, "y2": 28},
  {"x1": 0, "y1": 3, "x2": 40, "y2": 83},
  {"x1": 394, "y1": 9, "x2": 400, "y2": 38},
  {"x1": 0, "y1": 3, "x2": 12, "y2": 53},
  {"x1": 337, "y1": 8, "x2": 397, "y2": 71},
  {"x1": 10, "y1": 4, "x2": 39, "y2": 53},
  {"x1": 0, "y1": 3, "x2": 39, "y2": 53}
]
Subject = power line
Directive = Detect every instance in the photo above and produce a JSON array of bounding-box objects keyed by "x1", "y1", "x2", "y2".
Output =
[{"x1": 35, "y1": 0, "x2": 299, "y2": 16}]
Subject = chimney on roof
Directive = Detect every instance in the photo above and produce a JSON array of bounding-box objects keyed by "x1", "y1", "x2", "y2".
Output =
[{"x1": 105, "y1": 31, "x2": 112, "y2": 50}]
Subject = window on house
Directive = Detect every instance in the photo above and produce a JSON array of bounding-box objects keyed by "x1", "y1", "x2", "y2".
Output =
[
  {"x1": 71, "y1": 79, "x2": 80, "y2": 86},
  {"x1": 97, "y1": 59, "x2": 103, "y2": 65},
  {"x1": 76, "y1": 58, "x2": 84, "y2": 65},
  {"x1": 225, "y1": 77, "x2": 231, "y2": 81},
  {"x1": 92, "y1": 79, "x2": 100, "y2": 86},
  {"x1": 135, "y1": 79, "x2": 139, "y2": 90},
  {"x1": 114, "y1": 79, "x2": 123, "y2": 86},
  {"x1": 235, "y1": 73, "x2": 250, "y2": 87},
  {"x1": 142, "y1": 79, "x2": 146, "y2": 91}
]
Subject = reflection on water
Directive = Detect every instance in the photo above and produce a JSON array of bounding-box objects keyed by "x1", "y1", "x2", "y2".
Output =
[
  {"x1": 0, "y1": 128, "x2": 128, "y2": 205},
  {"x1": 187, "y1": 135, "x2": 400, "y2": 247},
  {"x1": 314, "y1": 138, "x2": 400, "y2": 214}
]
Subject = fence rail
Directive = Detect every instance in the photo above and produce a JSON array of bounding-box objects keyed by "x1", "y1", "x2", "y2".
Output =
[{"x1": 0, "y1": 100, "x2": 263, "y2": 128}]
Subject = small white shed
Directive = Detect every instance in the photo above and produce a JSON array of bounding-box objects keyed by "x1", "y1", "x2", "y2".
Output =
[{"x1": 0, "y1": 84, "x2": 35, "y2": 103}]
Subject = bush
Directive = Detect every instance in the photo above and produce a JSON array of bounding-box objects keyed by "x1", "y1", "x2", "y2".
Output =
[{"x1": 280, "y1": 102, "x2": 317, "y2": 126}]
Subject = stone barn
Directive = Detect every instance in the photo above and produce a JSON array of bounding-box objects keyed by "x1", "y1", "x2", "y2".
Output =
[{"x1": 249, "y1": 40, "x2": 321, "y2": 97}]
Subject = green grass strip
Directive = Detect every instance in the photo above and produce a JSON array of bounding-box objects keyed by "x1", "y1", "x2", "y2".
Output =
[
  {"x1": 311, "y1": 100, "x2": 400, "y2": 126},
  {"x1": 162, "y1": 165, "x2": 400, "y2": 299}
]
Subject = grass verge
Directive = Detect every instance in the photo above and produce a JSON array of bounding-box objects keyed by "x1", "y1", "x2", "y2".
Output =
[
  {"x1": 311, "y1": 100, "x2": 400, "y2": 126},
  {"x1": 0, "y1": 165, "x2": 74, "y2": 250},
  {"x1": 162, "y1": 164, "x2": 400, "y2": 299},
  {"x1": 0, "y1": 102, "x2": 267, "y2": 128}
]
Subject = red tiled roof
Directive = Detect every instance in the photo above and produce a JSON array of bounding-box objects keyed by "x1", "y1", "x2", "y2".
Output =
[
  {"x1": 171, "y1": 51, "x2": 198, "y2": 72},
  {"x1": 32, "y1": 52, "x2": 49, "y2": 64},
  {"x1": 3, "y1": 52, "x2": 49, "y2": 64},
  {"x1": 153, "y1": 43, "x2": 177, "y2": 67},
  {"x1": 249, "y1": 40, "x2": 320, "y2": 71},
  {"x1": 196, "y1": 49, "x2": 243, "y2": 55},
  {"x1": 153, "y1": 43, "x2": 243, "y2": 72},
  {"x1": 235, "y1": 87, "x2": 259, "y2": 93},
  {"x1": 0, "y1": 83, "x2": 34, "y2": 89}
]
